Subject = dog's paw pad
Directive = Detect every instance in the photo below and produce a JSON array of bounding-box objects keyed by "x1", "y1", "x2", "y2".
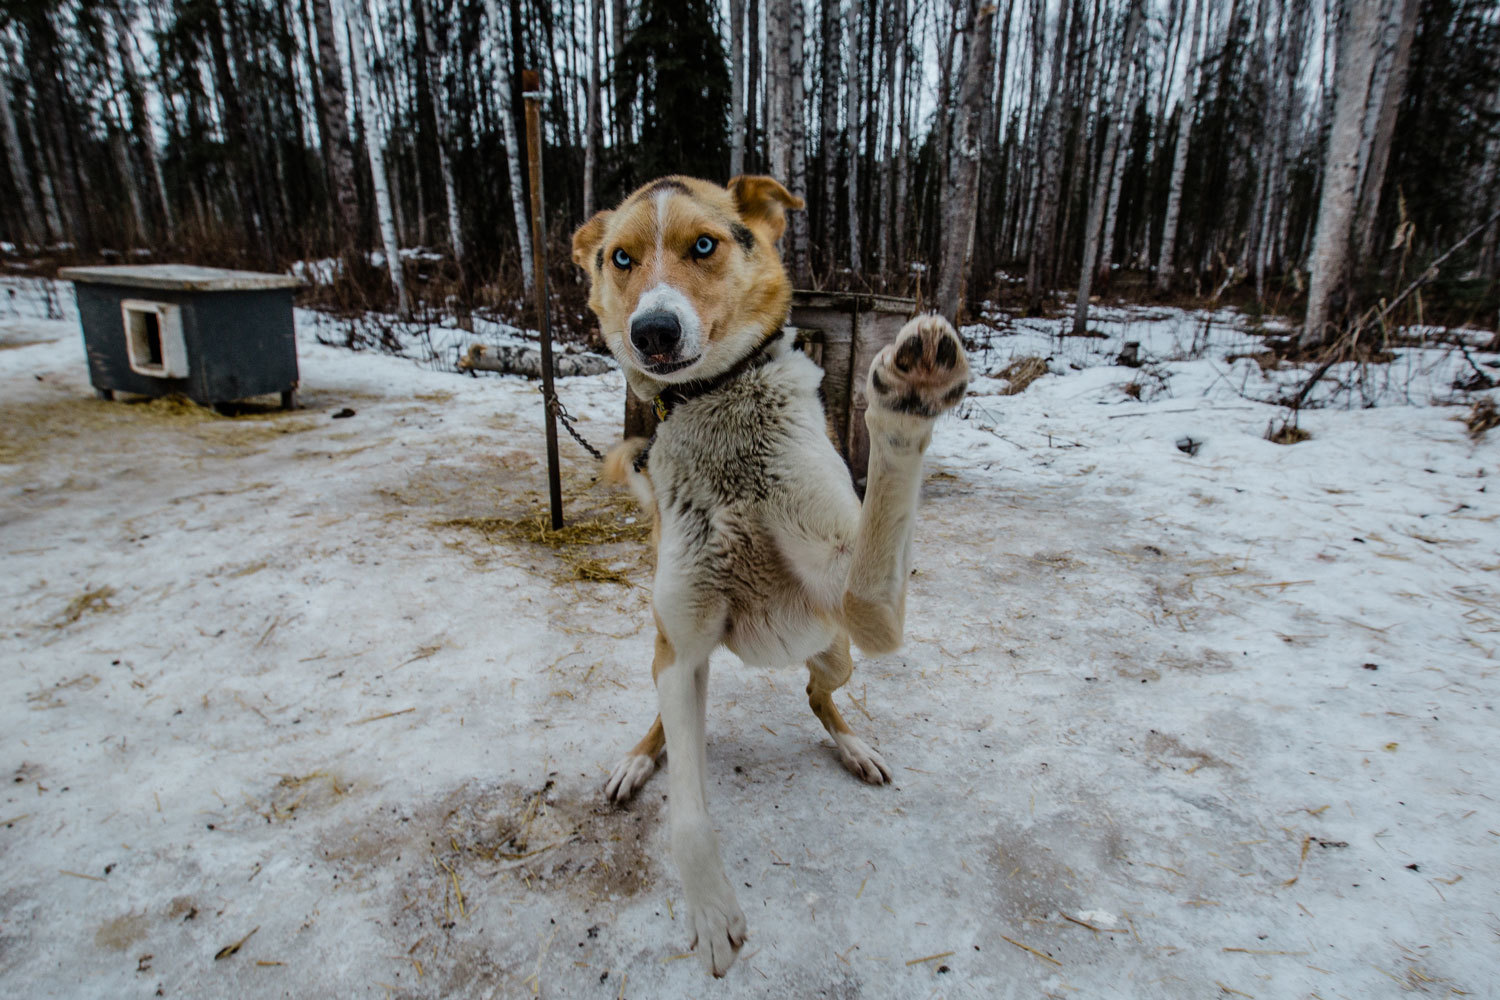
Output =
[
  {"x1": 833, "y1": 732, "x2": 893, "y2": 785},
  {"x1": 603, "y1": 753, "x2": 656, "y2": 803},
  {"x1": 689, "y1": 897, "x2": 747, "y2": 977},
  {"x1": 868, "y1": 315, "x2": 970, "y2": 419}
]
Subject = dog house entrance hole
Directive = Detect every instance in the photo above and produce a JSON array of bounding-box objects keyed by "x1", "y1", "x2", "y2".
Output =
[{"x1": 122, "y1": 300, "x2": 189, "y2": 378}]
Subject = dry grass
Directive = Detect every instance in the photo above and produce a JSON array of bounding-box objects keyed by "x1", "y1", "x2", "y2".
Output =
[
  {"x1": 53, "y1": 586, "x2": 116, "y2": 627},
  {"x1": 438, "y1": 491, "x2": 650, "y2": 586},
  {"x1": 1266, "y1": 419, "x2": 1312, "y2": 445},
  {"x1": 0, "y1": 392, "x2": 313, "y2": 466},
  {"x1": 995, "y1": 355, "x2": 1049, "y2": 395},
  {"x1": 1463, "y1": 397, "x2": 1498, "y2": 440}
]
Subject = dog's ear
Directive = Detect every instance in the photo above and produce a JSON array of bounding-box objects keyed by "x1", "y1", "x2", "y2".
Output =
[
  {"x1": 571, "y1": 210, "x2": 613, "y2": 270},
  {"x1": 727, "y1": 176, "x2": 804, "y2": 244}
]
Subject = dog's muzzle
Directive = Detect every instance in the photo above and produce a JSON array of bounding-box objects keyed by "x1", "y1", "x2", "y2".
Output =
[{"x1": 631, "y1": 311, "x2": 693, "y2": 373}]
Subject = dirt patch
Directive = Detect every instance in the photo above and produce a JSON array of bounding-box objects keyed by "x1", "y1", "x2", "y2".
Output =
[
  {"x1": 1158, "y1": 648, "x2": 1235, "y2": 674},
  {"x1": 0, "y1": 393, "x2": 315, "y2": 467},
  {"x1": 1144, "y1": 730, "x2": 1228, "y2": 771},
  {"x1": 93, "y1": 910, "x2": 150, "y2": 951},
  {"x1": 319, "y1": 779, "x2": 661, "y2": 904}
]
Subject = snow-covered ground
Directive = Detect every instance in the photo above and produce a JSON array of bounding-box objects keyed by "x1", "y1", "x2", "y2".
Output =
[{"x1": 2, "y1": 277, "x2": 1497, "y2": 998}]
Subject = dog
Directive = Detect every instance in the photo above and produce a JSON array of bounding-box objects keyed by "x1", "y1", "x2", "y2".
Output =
[{"x1": 571, "y1": 174, "x2": 968, "y2": 976}]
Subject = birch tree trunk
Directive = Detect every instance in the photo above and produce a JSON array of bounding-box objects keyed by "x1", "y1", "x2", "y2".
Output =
[
  {"x1": 344, "y1": 0, "x2": 410, "y2": 314},
  {"x1": 417, "y1": 0, "x2": 463, "y2": 260},
  {"x1": 845, "y1": 0, "x2": 862, "y2": 271},
  {"x1": 934, "y1": 0, "x2": 996, "y2": 323},
  {"x1": 1300, "y1": 0, "x2": 1381, "y2": 349},
  {"x1": 1354, "y1": 0, "x2": 1419, "y2": 263},
  {"x1": 1154, "y1": 0, "x2": 1205, "y2": 294},
  {"x1": 766, "y1": 0, "x2": 787, "y2": 180},
  {"x1": 878, "y1": 10, "x2": 897, "y2": 280},
  {"x1": 893, "y1": 0, "x2": 912, "y2": 273},
  {"x1": 1095, "y1": 30, "x2": 1144, "y2": 283},
  {"x1": 0, "y1": 57, "x2": 44, "y2": 245},
  {"x1": 747, "y1": 0, "x2": 761, "y2": 171},
  {"x1": 1072, "y1": 0, "x2": 1142, "y2": 335},
  {"x1": 819, "y1": 0, "x2": 842, "y2": 268},
  {"x1": 1024, "y1": 0, "x2": 1072, "y2": 312},
  {"x1": 787, "y1": 0, "x2": 810, "y2": 283},
  {"x1": 584, "y1": 0, "x2": 602, "y2": 216},
  {"x1": 729, "y1": 0, "x2": 746, "y2": 177},
  {"x1": 311, "y1": 0, "x2": 360, "y2": 247},
  {"x1": 109, "y1": 2, "x2": 175, "y2": 243},
  {"x1": 483, "y1": 0, "x2": 535, "y2": 295}
]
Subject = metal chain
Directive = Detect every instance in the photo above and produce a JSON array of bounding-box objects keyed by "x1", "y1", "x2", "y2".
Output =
[{"x1": 540, "y1": 386, "x2": 605, "y2": 463}]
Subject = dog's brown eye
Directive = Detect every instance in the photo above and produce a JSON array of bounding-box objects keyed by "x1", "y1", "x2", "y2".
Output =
[
  {"x1": 691, "y1": 235, "x2": 717, "y2": 259},
  {"x1": 612, "y1": 248, "x2": 632, "y2": 270}
]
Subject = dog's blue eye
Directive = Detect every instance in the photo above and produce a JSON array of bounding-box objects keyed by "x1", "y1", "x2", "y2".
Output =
[
  {"x1": 612, "y1": 248, "x2": 632, "y2": 270},
  {"x1": 692, "y1": 235, "x2": 717, "y2": 259}
]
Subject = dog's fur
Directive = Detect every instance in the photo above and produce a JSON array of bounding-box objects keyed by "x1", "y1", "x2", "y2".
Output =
[{"x1": 572, "y1": 175, "x2": 968, "y2": 976}]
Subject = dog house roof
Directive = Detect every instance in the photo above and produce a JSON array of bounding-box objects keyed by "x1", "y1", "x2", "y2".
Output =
[{"x1": 59, "y1": 264, "x2": 303, "y2": 292}]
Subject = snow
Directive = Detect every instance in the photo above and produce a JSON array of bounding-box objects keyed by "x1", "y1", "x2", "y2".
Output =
[{"x1": 2, "y1": 277, "x2": 1497, "y2": 998}]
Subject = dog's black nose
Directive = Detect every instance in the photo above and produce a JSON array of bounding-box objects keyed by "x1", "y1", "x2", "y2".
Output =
[{"x1": 630, "y1": 311, "x2": 681, "y2": 359}]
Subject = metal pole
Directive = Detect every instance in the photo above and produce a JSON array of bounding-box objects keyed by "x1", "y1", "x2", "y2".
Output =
[{"x1": 523, "y1": 69, "x2": 564, "y2": 530}]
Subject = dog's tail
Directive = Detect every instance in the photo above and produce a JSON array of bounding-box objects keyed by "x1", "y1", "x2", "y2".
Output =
[{"x1": 603, "y1": 437, "x2": 655, "y2": 512}]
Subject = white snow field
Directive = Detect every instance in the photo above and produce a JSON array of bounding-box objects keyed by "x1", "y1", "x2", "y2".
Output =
[{"x1": 2, "y1": 276, "x2": 1497, "y2": 998}]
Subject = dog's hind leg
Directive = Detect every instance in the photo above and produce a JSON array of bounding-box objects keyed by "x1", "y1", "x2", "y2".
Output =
[
  {"x1": 604, "y1": 715, "x2": 663, "y2": 803},
  {"x1": 604, "y1": 626, "x2": 672, "y2": 803},
  {"x1": 843, "y1": 315, "x2": 969, "y2": 655},
  {"x1": 807, "y1": 633, "x2": 892, "y2": 784}
]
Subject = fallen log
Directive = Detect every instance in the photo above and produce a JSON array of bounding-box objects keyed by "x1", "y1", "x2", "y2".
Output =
[{"x1": 456, "y1": 342, "x2": 613, "y2": 378}]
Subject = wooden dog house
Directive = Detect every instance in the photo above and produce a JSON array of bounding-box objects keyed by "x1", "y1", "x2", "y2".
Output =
[{"x1": 60, "y1": 264, "x2": 303, "y2": 409}]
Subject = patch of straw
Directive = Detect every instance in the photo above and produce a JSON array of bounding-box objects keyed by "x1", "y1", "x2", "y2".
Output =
[
  {"x1": 1464, "y1": 397, "x2": 1499, "y2": 440},
  {"x1": 994, "y1": 356, "x2": 1049, "y2": 395},
  {"x1": 53, "y1": 586, "x2": 116, "y2": 628}
]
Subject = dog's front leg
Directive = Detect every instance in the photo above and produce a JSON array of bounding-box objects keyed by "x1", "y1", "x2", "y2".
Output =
[
  {"x1": 656, "y1": 656, "x2": 746, "y2": 976},
  {"x1": 843, "y1": 315, "x2": 969, "y2": 654}
]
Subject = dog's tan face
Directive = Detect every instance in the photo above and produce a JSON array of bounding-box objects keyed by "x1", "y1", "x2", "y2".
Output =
[{"x1": 572, "y1": 175, "x2": 804, "y2": 384}]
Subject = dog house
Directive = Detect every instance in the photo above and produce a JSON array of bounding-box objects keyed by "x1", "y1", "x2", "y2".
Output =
[
  {"x1": 59, "y1": 264, "x2": 303, "y2": 409},
  {"x1": 786, "y1": 291, "x2": 916, "y2": 490}
]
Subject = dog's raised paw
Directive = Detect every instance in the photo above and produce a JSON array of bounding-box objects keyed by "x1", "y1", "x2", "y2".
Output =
[
  {"x1": 688, "y1": 894, "x2": 747, "y2": 977},
  {"x1": 867, "y1": 314, "x2": 970, "y2": 419},
  {"x1": 604, "y1": 753, "x2": 656, "y2": 803},
  {"x1": 832, "y1": 732, "x2": 893, "y2": 785}
]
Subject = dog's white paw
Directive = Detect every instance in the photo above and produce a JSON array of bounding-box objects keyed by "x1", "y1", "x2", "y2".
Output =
[
  {"x1": 832, "y1": 732, "x2": 893, "y2": 784},
  {"x1": 867, "y1": 314, "x2": 970, "y2": 420},
  {"x1": 604, "y1": 753, "x2": 656, "y2": 803},
  {"x1": 687, "y1": 888, "x2": 748, "y2": 977}
]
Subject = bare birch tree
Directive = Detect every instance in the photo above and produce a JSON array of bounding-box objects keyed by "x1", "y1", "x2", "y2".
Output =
[
  {"x1": 109, "y1": 2, "x2": 174, "y2": 243},
  {"x1": 1354, "y1": 0, "x2": 1419, "y2": 262},
  {"x1": 310, "y1": 0, "x2": 360, "y2": 248},
  {"x1": 787, "y1": 0, "x2": 811, "y2": 283},
  {"x1": 0, "y1": 56, "x2": 44, "y2": 245},
  {"x1": 845, "y1": 0, "x2": 863, "y2": 270},
  {"x1": 934, "y1": 0, "x2": 996, "y2": 323},
  {"x1": 1155, "y1": 0, "x2": 1205, "y2": 294},
  {"x1": 1073, "y1": 0, "x2": 1142, "y2": 335},
  {"x1": 730, "y1": 0, "x2": 747, "y2": 177},
  {"x1": 344, "y1": 0, "x2": 409, "y2": 314},
  {"x1": 1301, "y1": 0, "x2": 1382, "y2": 348},
  {"x1": 584, "y1": 0, "x2": 602, "y2": 216},
  {"x1": 1025, "y1": 0, "x2": 1073, "y2": 312},
  {"x1": 483, "y1": 0, "x2": 535, "y2": 295}
]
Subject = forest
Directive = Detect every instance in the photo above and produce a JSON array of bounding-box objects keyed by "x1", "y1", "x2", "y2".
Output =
[{"x1": 0, "y1": 0, "x2": 1497, "y2": 345}]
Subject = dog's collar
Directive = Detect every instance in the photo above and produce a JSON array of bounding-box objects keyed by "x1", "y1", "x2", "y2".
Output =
[
  {"x1": 633, "y1": 331, "x2": 782, "y2": 473},
  {"x1": 650, "y1": 331, "x2": 781, "y2": 421}
]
